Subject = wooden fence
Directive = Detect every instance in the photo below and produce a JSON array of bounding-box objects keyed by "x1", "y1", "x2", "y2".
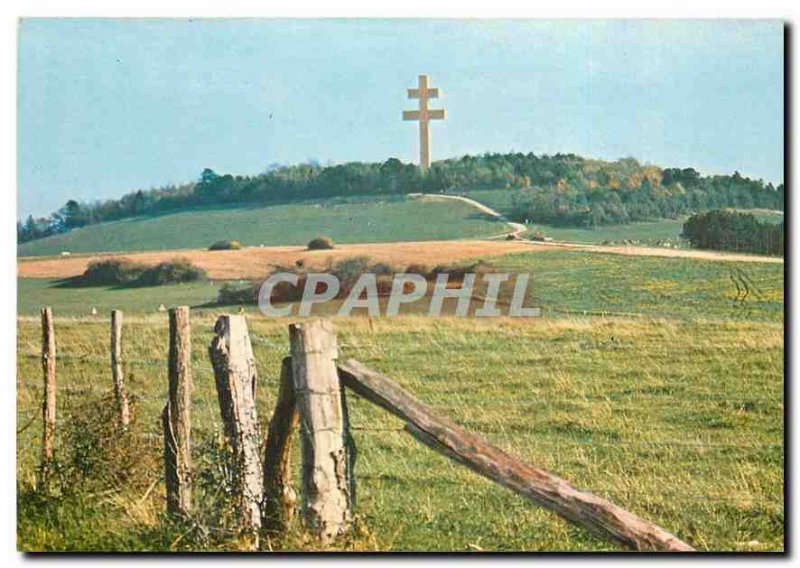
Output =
[{"x1": 32, "y1": 306, "x2": 694, "y2": 552}]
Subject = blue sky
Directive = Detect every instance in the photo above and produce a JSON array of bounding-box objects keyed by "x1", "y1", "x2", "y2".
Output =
[{"x1": 18, "y1": 19, "x2": 783, "y2": 218}]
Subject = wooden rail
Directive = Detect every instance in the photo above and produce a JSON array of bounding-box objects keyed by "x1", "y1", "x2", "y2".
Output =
[{"x1": 337, "y1": 358, "x2": 694, "y2": 552}]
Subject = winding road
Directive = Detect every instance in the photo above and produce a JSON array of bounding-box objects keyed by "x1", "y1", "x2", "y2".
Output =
[
  {"x1": 409, "y1": 193, "x2": 527, "y2": 238},
  {"x1": 410, "y1": 193, "x2": 783, "y2": 265}
]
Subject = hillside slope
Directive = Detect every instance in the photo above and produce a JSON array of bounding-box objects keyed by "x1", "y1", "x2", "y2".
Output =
[{"x1": 18, "y1": 196, "x2": 504, "y2": 257}]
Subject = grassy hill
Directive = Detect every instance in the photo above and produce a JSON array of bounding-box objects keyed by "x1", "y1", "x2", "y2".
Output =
[
  {"x1": 16, "y1": 245, "x2": 784, "y2": 551},
  {"x1": 18, "y1": 196, "x2": 504, "y2": 257}
]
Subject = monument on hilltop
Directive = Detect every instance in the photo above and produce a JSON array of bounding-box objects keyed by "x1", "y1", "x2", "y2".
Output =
[{"x1": 403, "y1": 74, "x2": 446, "y2": 169}]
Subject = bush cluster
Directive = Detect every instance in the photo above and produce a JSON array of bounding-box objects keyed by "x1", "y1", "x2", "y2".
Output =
[
  {"x1": 217, "y1": 281, "x2": 260, "y2": 305},
  {"x1": 215, "y1": 257, "x2": 497, "y2": 307},
  {"x1": 72, "y1": 258, "x2": 207, "y2": 287},
  {"x1": 682, "y1": 209, "x2": 783, "y2": 256},
  {"x1": 77, "y1": 259, "x2": 147, "y2": 286},
  {"x1": 135, "y1": 259, "x2": 208, "y2": 286},
  {"x1": 307, "y1": 236, "x2": 335, "y2": 250},
  {"x1": 208, "y1": 239, "x2": 242, "y2": 251}
]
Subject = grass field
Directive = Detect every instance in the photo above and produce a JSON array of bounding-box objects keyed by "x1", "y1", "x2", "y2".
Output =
[
  {"x1": 16, "y1": 314, "x2": 783, "y2": 551},
  {"x1": 17, "y1": 240, "x2": 536, "y2": 281},
  {"x1": 16, "y1": 244, "x2": 784, "y2": 552},
  {"x1": 461, "y1": 189, "x2": 784, "y2": 246},
  {"x1": 527, "y1": 220, "x2": 687, "y2": 245},
  {"x1": 18, "y1": 248, "x2": 784, "y2": 321},
  {"x1": 18, "y1": 196, "x2": 504, "y2": 257},
  {"x1": 16, "y1": 278, "x2": 224, "y2": 317}
]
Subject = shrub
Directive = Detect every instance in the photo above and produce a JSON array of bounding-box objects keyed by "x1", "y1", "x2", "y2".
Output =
[
  {"x1": 430, "y1": 260, "x2": 496, "y2": 281},
  {"x1": 331, "y1": 256, "x2": 372, "y2": 294},
  {"x1": 216, "y1": 274, "x2": 303, "y2": 306},
  {"x1": 77, "y1": 259, "x2": 147, "y2": 286},
  {"x1": 70, "y1": 258, "x2": 207, "y2": 288},
  {"x1": 404, "y1": 264, "x2": 431, "y2": 278},
  {"x1": 60, "y1": 393, "x2": 155, "y2": 494},
  {"x1": 135, "y1": 259, "x2": 208, "y2": 287},
  {"x1": 368, "y1": 262, "x2": 394, "y2": 275},
  {"x1": 307, "y1": 236, "x2": 335, "y2": 250},
  {"x1": 465, "y1": 260, "x2": 496, "y2": 274},
  {"x1": 217, "y1": 281, "x2": 259, "y2": 305},
  {"x1": 209, "y1": 239, "x2": 243, "y2": 251},
  {"x1": 375, "y1": 275, "x2": 395, "y2": 296},
  {"x1": 272, "y1": 276, "x2": 305, "y2": 303}
]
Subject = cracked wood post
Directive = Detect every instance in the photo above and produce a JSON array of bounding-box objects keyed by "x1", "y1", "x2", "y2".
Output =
[
  {"x1": 163, "y1": 306, "x2": 192, "y2": 516},
  {"x1": 209, "y1": 315, "x2": 263, "y2": 535},
  {"x1": 262, "y1": 357, "x2": 299, "y2": 534},
  {"x1": 289, "y1": 319, "x2": 352, "y2": 544},
  {"x1": 110, "y1": 310, "x2": 131, "y2": 428},
  {"x1": 39, "y1": 306, "x2": 56, "y2": 493},
  {"x1": 337, "y1": 358, "x2": 694, "y2": 552}
]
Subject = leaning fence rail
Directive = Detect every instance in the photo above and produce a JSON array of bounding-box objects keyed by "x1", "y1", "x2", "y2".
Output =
[{"x1": 337, "y1": 358, "x2": 692, "y2": 551}]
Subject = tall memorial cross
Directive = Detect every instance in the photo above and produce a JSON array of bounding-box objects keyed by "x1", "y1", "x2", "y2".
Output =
[{"x1": 403, "y1": 74, "x2": 446, "y2": 168}]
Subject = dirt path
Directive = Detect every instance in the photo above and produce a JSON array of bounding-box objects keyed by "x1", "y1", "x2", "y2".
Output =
[
  {"x1": 409, "y1": 193, "x2": 527, "y2": 238},
  {"x1": 534, "y1": 240, "x2": 783, "y2": 264},
  {"x1": 410, "y1": 193, "x2": 783, "y2": 264}
]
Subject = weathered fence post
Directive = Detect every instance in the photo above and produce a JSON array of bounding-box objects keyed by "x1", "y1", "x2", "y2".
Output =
[
  {"x1": 39, "y1": 306, "x2": 56, "y2": 493},
  {"x1": 262, "y1": 357, "x2": 299, "y2": 534},
  {"x1": 289, "y1": 319, "x2": 351, "y2": 544},
  {"x1": 209, "y1": 315, "x2": 263, "y2": 536},
  {"x1": 162, "y1": 306, "x2": 192, "y2": 516},
  {"x1": 110, "y1": 310, "x2": 131, "y2": 428}
]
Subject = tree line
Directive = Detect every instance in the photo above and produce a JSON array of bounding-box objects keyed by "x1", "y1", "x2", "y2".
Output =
[
  {"x1": 18, "y1": 152, "x2": 784, "y2": 243},
  {"x1": 681, "y1": 209, "x2": 784, "y2": 256}
]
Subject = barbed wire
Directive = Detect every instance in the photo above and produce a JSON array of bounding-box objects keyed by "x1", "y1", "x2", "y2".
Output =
[
  {"x1": 354, "y1": 475, "x2": 782, "y2": 505},
  {"x1": 17, "y1": 361, "x2": 780, "y2": 408},
  {"x1": 16, "y1": 345, "x2": 783, "y2": 511},
  {"x1": 344, "y1": 427, "x2": 782, "y2": 450},
  {"x1": 17, "y1": 398, "x2": 781, "y2": 453}
]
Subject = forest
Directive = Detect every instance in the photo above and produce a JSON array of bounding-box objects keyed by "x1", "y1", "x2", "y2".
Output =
[
  {"x1": 681, "y1": 209, "x2": 784, "y2": 256},
  {"x1": 18, "y1": 152, "x2": 784, "y2": 243}
]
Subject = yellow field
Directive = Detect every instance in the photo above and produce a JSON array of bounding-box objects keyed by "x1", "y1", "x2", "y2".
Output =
[{"x1": 18, "y1": 239, "x2": 782, "y2": 281}]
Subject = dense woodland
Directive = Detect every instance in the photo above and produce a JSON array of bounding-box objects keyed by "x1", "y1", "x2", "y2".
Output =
[
  {"x1": 681, "y1": 210, "x2": 784, "y2": 257},
  {"x1": 18, "y1": 153, "x2": 784, "y2": 243}
]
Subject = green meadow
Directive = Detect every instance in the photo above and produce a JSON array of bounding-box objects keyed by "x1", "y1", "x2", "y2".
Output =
[
  {"x1": 18, "y1": 249, "x2": 784, "y2": 322},
  {"x1": 16, "y1": 248, "x2": 784, "y2": 551},
  {"x1": 18, "y1": 196, "x2": 504, "y2": 257}
]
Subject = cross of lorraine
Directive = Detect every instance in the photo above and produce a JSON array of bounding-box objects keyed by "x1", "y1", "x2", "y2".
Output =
[{"x1": 403, "y1": 74, "x2": 446, "y2": 168}]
